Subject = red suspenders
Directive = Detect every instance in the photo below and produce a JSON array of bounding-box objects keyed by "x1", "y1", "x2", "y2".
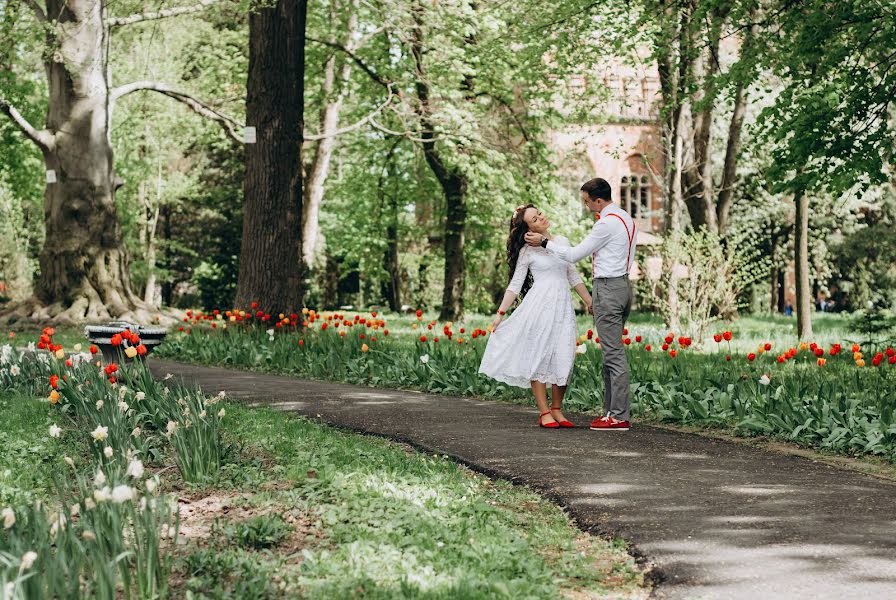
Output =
[{"x1": 591, "y1": 213, "x2": 636, "y2": 276}]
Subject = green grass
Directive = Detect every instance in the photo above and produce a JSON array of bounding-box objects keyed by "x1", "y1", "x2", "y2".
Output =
[
  {"x1": 184, "y1": 401, "x2": 647, "y2": 599},
  {"x1": 0, "y1": 391, "x2": 83, "y2": 506}
]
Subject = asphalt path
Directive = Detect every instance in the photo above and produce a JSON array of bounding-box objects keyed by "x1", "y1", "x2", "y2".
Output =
[{"x1": 150, "y1": 359, "x2": 896, "y2": 600}]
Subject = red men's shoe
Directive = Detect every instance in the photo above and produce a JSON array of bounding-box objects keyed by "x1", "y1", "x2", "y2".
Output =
[{"x1": 590, "y1": 415, "x2": 630, "y2": 431}]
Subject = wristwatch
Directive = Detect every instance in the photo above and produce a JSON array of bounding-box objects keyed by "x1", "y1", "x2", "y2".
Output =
[{"x1": 540, "y1": 236, "x2": 548, "y2": 248}]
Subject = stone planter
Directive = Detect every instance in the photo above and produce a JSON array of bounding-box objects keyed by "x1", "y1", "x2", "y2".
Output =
[{"x1": 84, "y1": 321, "x2": 168, "y2": 364}]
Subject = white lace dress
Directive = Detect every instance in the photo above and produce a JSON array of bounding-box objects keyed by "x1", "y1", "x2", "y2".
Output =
[{"x1": 479, "y1": 236, "x2": 582, "y2": 388}]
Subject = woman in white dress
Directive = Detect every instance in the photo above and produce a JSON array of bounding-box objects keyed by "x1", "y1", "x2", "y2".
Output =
[{"x1": 479, "y1": 204, "x2": 593, "y2": 428}]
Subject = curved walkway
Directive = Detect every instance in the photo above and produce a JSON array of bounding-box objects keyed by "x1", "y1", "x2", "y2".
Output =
[{"x1": 150, "y1": 359, "x2": 896, "y2": 600}]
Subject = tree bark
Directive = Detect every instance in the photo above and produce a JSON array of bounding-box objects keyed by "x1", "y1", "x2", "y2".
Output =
[
  {"x1": 302, "y1": 0, "x2": 359, "y2": 267},
  {"x1": 794, "y1": 189, "x2": 813, "y2": 339},
  {"x1": 23, "y1": 0, "x2": 147, "y2": 324},
  {"x1": 411, "y1": 8, "x2": 467, "y2": 321},
  {"x1": 235, "y1": 0, "x2": 308, "y2": 315}
]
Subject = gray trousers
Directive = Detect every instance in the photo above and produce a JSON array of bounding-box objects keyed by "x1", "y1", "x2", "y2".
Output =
[{"x1": 592, "y1": 276, "x2": 633, "y2": 420}]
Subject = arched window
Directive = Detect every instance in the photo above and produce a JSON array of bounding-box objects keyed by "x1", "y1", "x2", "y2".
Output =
[{"x1": 620, "y1": 175, "x2": 650, "y2": 218}]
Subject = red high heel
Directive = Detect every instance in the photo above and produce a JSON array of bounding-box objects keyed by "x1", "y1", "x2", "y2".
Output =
[
  {"x1": 538, "y1": 411, "x2": 560, "y2": 428},
  {"x1": 550, "y1": 408, "x2": 576, "y2": 428}
]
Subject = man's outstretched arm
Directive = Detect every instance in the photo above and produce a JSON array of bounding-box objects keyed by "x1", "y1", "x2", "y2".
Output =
[{"x1": 525, "y1": 223, "x2": 611, "y2": 264}]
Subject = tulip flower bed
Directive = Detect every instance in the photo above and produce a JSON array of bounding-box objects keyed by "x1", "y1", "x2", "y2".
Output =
[
  {"x1": 1, "y1": 329, "x2": 647, "y2": 598},
  {"x1": 159, "y1": 308, "x2": 896, "y2": 460}
]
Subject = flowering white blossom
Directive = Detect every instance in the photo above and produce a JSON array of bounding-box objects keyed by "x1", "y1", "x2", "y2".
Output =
[
  {"x1": 70, "y1": 503, "x2": 80, "y2": 517},
  {"x1": 91, "y1": 425, "x2": 108, "y2": 441},
  {"x1": 95, "y1": 400, "x2": 104, "y2": 410},
  {"x1": 84, "y1": 498, "x2": 96, "y2": 510},
  {"x1": 199, "y1": 410, "x2": 207, "y2": 418},
  {"x1": 93, "y1": 487, "x2": 111, "y2": 503},
  {"x1": 103, "y1": 446, "x2": 113, "y2": 458},
  {"x1": 26, "y1": 341, "x2": 35, "y2": 352},
  {"x1": 217, "y1": 408, "x2": 226, "y2": 418},
  {"x1": 118, "y1": 386, "x2": 128, "y2": 400},
  {"x1": 759, "y1": 374, "x2": 771, "y2": 386},
  {"x1": 64, "y1": 456, "x2": 74, "y2": 467},
  {"x1": 49, "y1": 424, "x2": 62, "y2": 438},
  {"x1": 9, "y1": 365, "x2": 20, "y2": 376},
  {"x1": 111, "y1": 485, "x2": 135, "y2": 504},
  {"x1": 82, "y1": 530, "x2": 96, "y2": 541},
  {"x1": 49, "y1": 513, "x2": 66, "y2": 536},
  {"x1": 146, "y1": 478, "x2": 158, "y2": 493},
  {"x1": 163, "y1": 373, "x2": 173, "y2": 380},
  {"x1": 165, "y1": 421, "x2": 178, "y2": 437},
  {"x1": 19, "y1": 550, "x2": 37, "y2": 571},
  {"x1": 420, "y1": 354, "x2": 430, "y2": 364},
  {"x1": 126, "y1": 459, "x2": 144, "y2": 479},
  {"x1": 94, "y1": 469, "x2": 106, "y2": 486},
  {"x1": 2, "y1": 507, "x2": 14, "y2": 529},
  {"x1": 73, "y1": 343, "x2": 82, "y2": 352},
  {"x1": 135, "y1": 391, "x2": 146, "y2": 401},
  {"x1": 131, "y1": 427, "x2": 142, "y2": 438},
  {"x1": 118, "y1": 401, "x2": 129, "y2": 412},
  {"x1": 576, "y1": 344, "x2": 587, "y2": 355}
]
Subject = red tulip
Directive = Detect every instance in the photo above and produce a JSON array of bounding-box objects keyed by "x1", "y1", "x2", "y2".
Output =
[
  {"x1": 723, "y1": 331, "x2": 732, "y2": 341},
  {"x1": 747, "y1": 353, "x2": 756, "y2": 362}
]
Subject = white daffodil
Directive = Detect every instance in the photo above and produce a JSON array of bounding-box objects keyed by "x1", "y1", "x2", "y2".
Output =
[
  {"x1": 82, "y1": 530, "x2": 96, "y2": 541},
  {"x1": 2, "y1": 507, "x2": 15, "y2": 529},
  {"x1": 217, "y1": 408, "x2": 226, "y2": 418},
  {"x1": 19, "y1": 550, "x2": 37, "y2": 572},
  {"x1": 126, "y1": 459, "x2": 144, "y2": 479},
  {"x1": 146, "y1": 478, "x2": 158, "y2": 493},
  {"x1": 420, "y1": 354, "x2": 430, "y2": 364},
  {"x1": 64, "y1": 456, "x2": 74, "y2": 467},
  {"x1": 759, "y1": 374, "x2": 771, "y2": 386},
  {"x1": 49, "y1": 424, "x2": 62, "y2": 438},
  {"x1": 9, "y1": 365, "x2": 20, "y2": 376},
  {"x1": 118, "y1": 401, "x2": 129, "y2": 412},
  {"x1": 93, "y1": 486, "x2": 111, "y2": 503},
  {"x1": 94, "y1": 469, "x2": 106, "y2": 486},
  {"x1": 103, "y1": 446, "x2": 113, "y2": 458},
  {"x1": 135, "y1": 391, "x2": 146, "y2": 401},
  {"x1": 95, "y1": 400, "x2": 104, "y2": 410},
  {"x1": 165, "y1": 421, "x2": 178, "y2": 437},
  {"x1": 131, "y1": 427, "x2": 142, "y2": 438},
  {"x1": 91, "y1": 425, "x2": 108, "y2": 441},
  {"x1": 111, "y1": 485, "x2": 135, "y2": 504},
  {"x1": 576, "y1": 344, "x2": 587, "y2": 354}
]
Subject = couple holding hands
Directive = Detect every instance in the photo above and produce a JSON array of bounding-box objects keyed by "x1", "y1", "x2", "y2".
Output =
[{"x1": 478, "y1": 178, "x2": 637, "y2": 431}]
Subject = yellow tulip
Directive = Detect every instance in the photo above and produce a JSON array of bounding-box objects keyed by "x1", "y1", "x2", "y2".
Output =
[{"x1": 124, "y1": 346, "x2": 138, "y2": 359}]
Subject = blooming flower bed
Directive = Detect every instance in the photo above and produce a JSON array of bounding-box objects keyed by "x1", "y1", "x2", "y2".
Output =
[
  {"x1": 159, "y1": 308, "x2": 896, "y2": 460},
  {"x1": 0, "y1": 327, "x2": 223, "y2": 598}
]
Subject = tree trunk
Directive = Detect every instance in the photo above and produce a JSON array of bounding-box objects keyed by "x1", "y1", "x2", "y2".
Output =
[
  {"x1": 25, "y1": 0, "x2": 149, "y2": 324},
  {"x1": 794, "y1": 190, "x2": 813, "y2": 339},
  {"x1": 301, "y1": 0, "x2": 358, "y2": 267},
  {"x1": 411, "y1": 9, "x2": 467, "y2": 321},
  {"x1": 235, "y1": 0, "x2": 308, "y2": 315}
]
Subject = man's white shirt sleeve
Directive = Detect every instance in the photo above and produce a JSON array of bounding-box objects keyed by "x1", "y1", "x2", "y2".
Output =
[{"x1": 544, "y1": 221, "x2": 610, "y2": 264}]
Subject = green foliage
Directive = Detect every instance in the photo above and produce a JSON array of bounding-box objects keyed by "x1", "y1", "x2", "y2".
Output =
[
  {"x1": 216, "y1": 514, "x2": 291, "y2": 550},
  {"x1": 183, "y1": 548, "x2": 279, "y2": 600}
]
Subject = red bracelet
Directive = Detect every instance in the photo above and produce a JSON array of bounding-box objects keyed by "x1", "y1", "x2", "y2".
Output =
[{"x1": 498, "y1": 310, "x2": 506, "y2": 316}]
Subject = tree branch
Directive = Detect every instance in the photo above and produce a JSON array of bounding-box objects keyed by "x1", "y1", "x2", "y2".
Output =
[
  {"x1": 304, "y1": 91, "x2": 394, "y2": 140},
  {"x1": 0, "y1": 97, "x2": 54, "y2": 151},
  {"x1": 111, "y1": 81, "x2": 242, "y2": 143},
  {"x1": 105, "y1": 0, "x2": 222, "y2": 27},
  {"x1": 307, "y1": 36, "x2": 397, "y2": 93},
  {"x1": 25, "y1": 0, "x2": 47, "y2": 22}
]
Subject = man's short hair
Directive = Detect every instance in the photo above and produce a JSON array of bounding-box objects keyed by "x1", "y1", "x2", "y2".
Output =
[{"x1": 580, "y1": 178, "x2": 612, "y2": 201}]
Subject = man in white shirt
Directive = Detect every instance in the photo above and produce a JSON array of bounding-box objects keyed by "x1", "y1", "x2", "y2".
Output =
[{"x1": 524, "y1": 178, "x2": 636, "y2": 431}]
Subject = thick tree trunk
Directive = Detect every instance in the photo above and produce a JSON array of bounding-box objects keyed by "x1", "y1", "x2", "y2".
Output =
[
  {"x1": 23, "y1": 0, "x2": 150, "y2": 324},
  {"x1": 235, "y1": 0, "x2": 308, "y2": 314},
  {"x1": 794, "y1": 190, "x2": 813, "y2": 339}
]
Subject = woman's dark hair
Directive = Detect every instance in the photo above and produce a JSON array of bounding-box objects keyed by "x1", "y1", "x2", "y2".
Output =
[
  {"x1": 507, "y1": 204, "x2": 536, "y2": 299},
  {"x1": 581, "y1": 177, "x2": 612, "y2": 201}
]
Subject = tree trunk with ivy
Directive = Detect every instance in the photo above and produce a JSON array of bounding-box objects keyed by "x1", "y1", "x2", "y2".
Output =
[{"x1": 794, "y1": 190, "x2": 813, "y2": 339}]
